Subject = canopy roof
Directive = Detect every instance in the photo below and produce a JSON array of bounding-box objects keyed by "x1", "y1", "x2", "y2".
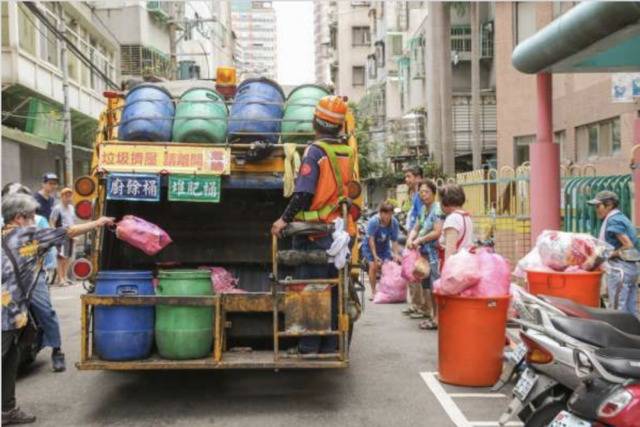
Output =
[{"x1": 512, "y1": 2, "x2": 640, "y2": 74}]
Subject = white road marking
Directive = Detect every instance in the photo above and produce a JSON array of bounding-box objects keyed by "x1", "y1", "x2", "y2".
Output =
[
  {"x1": 449, "y1": 393, "x2": 508, "y2": 399},
  {"x1": 420, "y1": 372, "x2": 472, "y2": 427}
]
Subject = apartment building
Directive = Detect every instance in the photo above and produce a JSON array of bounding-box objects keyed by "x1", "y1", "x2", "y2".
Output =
[
  {"x1": 231, "y1": 0, "x2": 277, "y2": 81},
  {"x1": 313, "y1": 0, "x2": 336, "y2": 86},
  {"x1": 177, "y1": 1, "x2": 235, "y2": 80},
  {"x1": 495, "y1": 2, "x2": 640, "y2": 175},
  {"x1": 364, "y1": 2, "x2": 498, "y2": 173},
  {"x1": 1, "y1": 1, "x2": 119, "y2": 189},
  {"x1": 333, "y1": 1, "x2": 371, "y2": 102}
]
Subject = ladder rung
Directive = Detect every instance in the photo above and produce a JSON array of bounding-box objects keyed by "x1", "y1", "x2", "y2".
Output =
[{"x1": 278, "y1": 330, "x2": 340, "y2": 337}]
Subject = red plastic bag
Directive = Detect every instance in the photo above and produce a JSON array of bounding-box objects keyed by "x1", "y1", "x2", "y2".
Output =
[
  {"x1": 115, "y1": 215, "x2": 172, "y2": 256},
  {"x1": 433, "y1": 249, "x2": 481, "y2": 295},
  {"x1": 374, "y1": 261, "x2": 407, "y2": 304},
  {"x1": 401, "y1": 249, "x2": 429, "y2": 282},
  {"x1": 536, "y1": 230, "x2": 612, "y2": 271},
  {"x1": 460, "y1": 249, "x2": 511, "y2": 297}
]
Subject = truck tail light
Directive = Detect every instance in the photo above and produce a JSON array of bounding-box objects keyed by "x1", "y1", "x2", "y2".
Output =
[
  {"x1": 520, "y1": 332, "x2": 554, "y2": 364},
  {"x1": 74, "y1": 176, "x2": 96, "y2": 196},
  {"x1": 75, "y1": 200, "x2": 93, "y2": 220},
  {"x1": 71, "y1": 258, "x2": 93, "y2": 280}
]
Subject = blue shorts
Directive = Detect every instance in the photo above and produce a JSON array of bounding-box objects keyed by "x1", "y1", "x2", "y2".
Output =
[{"x1": 361, "y1": 244, "x2": 391, "y2": 263}]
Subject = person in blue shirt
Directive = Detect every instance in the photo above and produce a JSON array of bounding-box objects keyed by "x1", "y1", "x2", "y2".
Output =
[
  {"x1": 361, "y1": 201, "x2": 402, "y2": 300},
  {"x1": 402, "y1": 166, "x2": 424, "y2": 232},
  {"x1": 588, "y1": 191, "x2": 639, "y2": 315}
]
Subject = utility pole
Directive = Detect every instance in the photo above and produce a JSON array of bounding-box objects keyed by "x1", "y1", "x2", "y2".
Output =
[
  {"x1": 58, "y1": 3, "x2": 73, "y2": 186},
  {"x1": 168, "y1": 1, "x2": 178, "y2": 79}
]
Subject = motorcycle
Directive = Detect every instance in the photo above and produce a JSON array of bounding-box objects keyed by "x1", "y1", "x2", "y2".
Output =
[
  {"x1": 499, "y1": 288, "x2": 640, "y2": 426},
  {"x1": 548, "y1": 347, "x2": 640, "y2": 426}
]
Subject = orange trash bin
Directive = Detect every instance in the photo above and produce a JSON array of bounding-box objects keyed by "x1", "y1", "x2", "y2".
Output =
[
  {"x1": 526, "y1": 270, "x2": 603, "y2": 307},
  {"x1": 435, "y1": 294, "x2": 510, "y2": 387}
]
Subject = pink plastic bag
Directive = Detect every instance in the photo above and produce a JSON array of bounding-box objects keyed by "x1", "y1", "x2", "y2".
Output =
[
  {"x1": 401, "y1": 249, "x2": 429, "y2": 282},
  {"x1": 200, "y1": 267, "x2": 246, "y2": 294},
  {"x1": 374, "y1": 261, "x2": 407, "y2": 304},
  {"x1": 460, "y1": 249, "x2": 511, "y2": 297},
  {"x1": 513, "y1": 247, "x2": 551, "y2": 278},
  {"x1": 115, "y1": 215, "x2": 172, "y2": 256},
  {"x1": 537, "y1": 230, "x2": 612, "y2": 271},
  {"x1": 433, "y1": 249, "x2": 481, "y2": 295}
]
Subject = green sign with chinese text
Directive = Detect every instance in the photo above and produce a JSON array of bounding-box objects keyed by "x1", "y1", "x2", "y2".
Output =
[{"x1": 168, "y1": 174, "x2": 220, "y2": 203}]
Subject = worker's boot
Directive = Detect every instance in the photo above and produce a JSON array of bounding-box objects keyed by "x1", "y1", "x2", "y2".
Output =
[{"x1": 2, "y1": 407, "x2": 36, "y2": 425}]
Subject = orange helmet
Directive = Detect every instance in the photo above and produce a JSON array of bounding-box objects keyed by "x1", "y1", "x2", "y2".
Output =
[{"x1": 314, "y1": 95, "x2": 348, "y2": 126}]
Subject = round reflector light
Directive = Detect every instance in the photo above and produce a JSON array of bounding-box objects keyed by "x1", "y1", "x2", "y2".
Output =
[
  {"x1": 74, "y1": 176, "x2": 95, "y2": 196},
  {"x1": 71, "y1": 258, "x2": 93, "y2": 280},
  {"x1": 347, "y1": 181, "x2": 362, "y2": 199},
  {"x1": 75, "y1": 200, "x2": 93, "y2": 220}
]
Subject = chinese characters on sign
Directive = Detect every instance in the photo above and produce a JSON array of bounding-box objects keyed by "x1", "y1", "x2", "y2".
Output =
[
  {"x1": 107, "y1": 174, "x2": 160, "y2": 202},
  {"x1": 99, "y1": 144, "x2": 230, "y2": 175},
  {"x1": 168, "y1": 175, "x2": 221, "y2": 203}
]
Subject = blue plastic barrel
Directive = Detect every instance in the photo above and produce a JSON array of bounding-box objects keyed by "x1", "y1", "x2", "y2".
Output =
[
  {"x1": 94, "y1": 271, "x2": 155, "y2": 361},
  {"x1": 119, "y1": 84, "x2": 175, "y2": 142},
  {"x1": 228, "y1": 78, "x2": 285, "y2": 144}
]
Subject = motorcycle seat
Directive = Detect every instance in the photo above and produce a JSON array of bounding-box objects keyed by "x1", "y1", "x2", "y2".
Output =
[
  {"x1": 540, "y1": 295, "x2": 640, "y2": 335},
  {"x1": 551, "y1": 316, "x2": 640, "y2": 349},
  {"x1": 594, "y1": 347, "x2": 640, "y2": 380}
]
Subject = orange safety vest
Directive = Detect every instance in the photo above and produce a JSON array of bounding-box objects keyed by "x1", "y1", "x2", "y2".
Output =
[{"x1": 295, "y1": 140, "x2": 357, "y2": 236}]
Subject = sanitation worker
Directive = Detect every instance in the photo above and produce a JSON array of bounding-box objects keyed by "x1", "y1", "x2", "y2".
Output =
[
  {"x1": 588, "y1": 191, "x2": 639, "y2": 315},
  {"x1": 271, "y1": 95, "x2": 358, "y2": 355}
]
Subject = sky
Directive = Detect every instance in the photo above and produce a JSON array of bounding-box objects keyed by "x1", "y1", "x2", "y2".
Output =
[{"x1": 273, "y1": 1, "x2": 315, "y2": 85}]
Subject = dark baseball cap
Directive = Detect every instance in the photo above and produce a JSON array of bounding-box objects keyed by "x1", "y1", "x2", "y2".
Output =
[
  {"x1": 42, "y1": 172, "x2": 59, "y2": 183},
  {"x1": 587, "y1": 190, "x2": 619, "y2": 206}
]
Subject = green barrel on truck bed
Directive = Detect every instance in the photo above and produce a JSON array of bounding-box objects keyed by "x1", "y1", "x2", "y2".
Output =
[{"x1": 155, "y1": 269, "x2": 214, "y2": 359}]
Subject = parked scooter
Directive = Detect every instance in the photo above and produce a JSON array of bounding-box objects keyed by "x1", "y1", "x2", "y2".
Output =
[
  {"x1": 499, "y1": 288, "x2": 640, "y2": 426},
  {"x1": 548, "y1": 347, "x2": 640, "y2": 426}
]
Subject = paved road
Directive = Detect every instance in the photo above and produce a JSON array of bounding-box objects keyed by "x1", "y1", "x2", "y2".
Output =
[{"x1": 16, "y1": 284, "x2": 515, "y2": 427}]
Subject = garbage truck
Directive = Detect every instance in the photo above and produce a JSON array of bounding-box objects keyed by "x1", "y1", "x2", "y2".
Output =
[{"x1": 73, "y1": 68, "x2": 364, "y2": 371}]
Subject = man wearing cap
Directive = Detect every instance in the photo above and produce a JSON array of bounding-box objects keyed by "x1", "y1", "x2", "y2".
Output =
[
  {"x1": 588, "y1": 191, "x2": 639, "y2": 315},
  {"x1": 50, "y1": 188, "x2": 76, "y2": 287},
  {"x1": 271, "y1": 95, "x2": 358, "y2": 355},
  {"x1": 34, "y1": 173, "x2": 59, "y2": 221}
]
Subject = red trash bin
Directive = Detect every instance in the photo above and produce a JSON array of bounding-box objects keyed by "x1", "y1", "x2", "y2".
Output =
[
  {"x1": 435, "y1": 294, "x2": 510, "y2": 387},
  {"x1": 526, "y1": 270, "x2": 603, "y2": 307}
]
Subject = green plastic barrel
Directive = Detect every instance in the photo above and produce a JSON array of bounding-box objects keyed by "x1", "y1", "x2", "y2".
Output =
[
  {"x1": 172, "y1": 87, "x2": 228, "y2": 144},
  {"x1": 155, "y1": 270, "x2": 213, "y2": 360},
  {"x1": 281, "y1": 85, "x2": 330, "y2": 143}
]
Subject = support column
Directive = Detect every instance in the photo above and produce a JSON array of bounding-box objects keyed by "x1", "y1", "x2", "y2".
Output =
[
  {"x1": 632, "y1": 117, "x2": 640, "y2": 225},
  {"x1": 530, "y1": 73, "x2": 561, "y2": 245}
]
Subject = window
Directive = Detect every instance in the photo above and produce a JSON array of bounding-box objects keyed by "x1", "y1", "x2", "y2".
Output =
[
  {"x1": 389, "y1": 34, "x2": 403, "y2": 57},
  {"x1": 514, "y1": 135, "x2": 535, "y2": 166},
  {"x1": 18, "y1": 4, "x2": 36, "y2": 55},
  {"x1": 375, "y1": 41, "x2": 384, "y2": 67},
  {"x1": 2, "y1": 3, "x2": 10, "y2": 47},
  {"x1": 352, "y1": 66, "x2": 365, "y2": 86},
  {"x1": 588, "y1": 125, "x2": 598, "y2": 156},
  {"x1": 513, "y1": 2, "x2": 536, "y2": 47},
  {"x1": 611, "y1": 117, "x2": 621, "y2": 154},
  {"x1": 554, "y1": 130, "x2": 566, "y2": 161},
  {"x1": 367, "y1": 54, "x2": 377, "y2": 79},
  {"x1": 352, "y1": 26, "x2": 370, "y2": 47}
]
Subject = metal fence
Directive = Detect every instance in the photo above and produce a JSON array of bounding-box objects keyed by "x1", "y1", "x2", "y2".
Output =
[{"x1": 456, "y1": 165, "x2": 634, "y2": 265}]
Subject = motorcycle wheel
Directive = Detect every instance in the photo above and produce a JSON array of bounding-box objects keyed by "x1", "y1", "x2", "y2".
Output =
[{"x1": 524, "y1": 401, "x2": 566, "y2": 427}]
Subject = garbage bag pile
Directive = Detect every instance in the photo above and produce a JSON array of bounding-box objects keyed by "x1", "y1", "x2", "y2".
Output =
[
  {"x1": 434, "y1": 248, "x2": 511, "y2": 297},
  {"x1": 374, "y1": 261, "x2": 407, "y2": 304},
  {"x1": 115, "y1": 215, "x2": 172, "y2": 256},
  {"x1": 514, "y1": 230, "x2": 612, "y2": 278}
]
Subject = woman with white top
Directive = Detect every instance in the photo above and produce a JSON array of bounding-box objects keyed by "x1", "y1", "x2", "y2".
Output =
[{"x1": 438, "y1": 184, "x2": 474, "y2": 263}]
